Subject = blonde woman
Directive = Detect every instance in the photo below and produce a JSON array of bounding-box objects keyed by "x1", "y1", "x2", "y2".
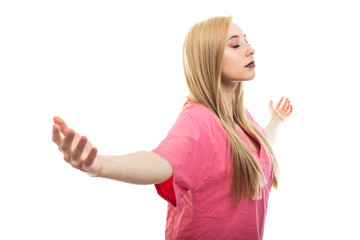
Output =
[{"x1": 52, "y1": 15, "x2": 293, "y2": 240}]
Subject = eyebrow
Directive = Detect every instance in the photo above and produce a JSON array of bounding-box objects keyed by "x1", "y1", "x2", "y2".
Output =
[{"x1": 227, "y1": 34, "x2": 246, "y2": 41}]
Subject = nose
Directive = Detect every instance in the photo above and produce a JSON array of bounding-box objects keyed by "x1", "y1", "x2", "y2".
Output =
[
  {"x1": 247, "y1": 46, "x2": 255, "y2": 56},
  {"x1": 249, "y1": 44, "x2": 255, "y2": 52}
]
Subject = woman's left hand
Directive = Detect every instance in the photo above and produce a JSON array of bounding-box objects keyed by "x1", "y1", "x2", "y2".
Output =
[{"x1": 268, "y1": 97, "x2": 293, "y2": 122}]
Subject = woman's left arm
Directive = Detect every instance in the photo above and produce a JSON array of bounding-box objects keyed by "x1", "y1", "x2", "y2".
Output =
[{"x1": 263, "y1": 97, "x2": 293, "y2": 145}]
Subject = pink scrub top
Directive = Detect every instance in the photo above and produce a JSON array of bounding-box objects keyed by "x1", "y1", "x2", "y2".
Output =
[{"x1": 151, "y1": 100, "x2": 274, "y2": 240}]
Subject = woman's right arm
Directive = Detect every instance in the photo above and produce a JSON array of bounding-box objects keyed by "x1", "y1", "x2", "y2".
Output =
[
  {"x1": 52, "y1": 116, "x2": 173, "y2": 185},
  {"x1": 97, "y1": 152, "x2": 173, "y2": 185}
]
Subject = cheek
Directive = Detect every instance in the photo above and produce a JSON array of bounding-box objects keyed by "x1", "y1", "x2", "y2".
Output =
[{"x1": 222, "y1": 54, "x2": 241, "y2": 74}]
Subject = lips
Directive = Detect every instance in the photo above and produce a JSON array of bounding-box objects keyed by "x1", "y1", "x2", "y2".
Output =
[{"x1": 245, "y1": 61, "x2": 255, "y2": 67}]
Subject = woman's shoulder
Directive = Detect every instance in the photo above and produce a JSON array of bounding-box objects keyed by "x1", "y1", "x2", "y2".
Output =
[{"x1": 182, "y1": 100, "x2": 213, "y2": 123}]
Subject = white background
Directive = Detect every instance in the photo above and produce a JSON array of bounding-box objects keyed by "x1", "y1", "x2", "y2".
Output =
[{"x1": 1, "y1": 0, "x2": 359, "y2": 239}]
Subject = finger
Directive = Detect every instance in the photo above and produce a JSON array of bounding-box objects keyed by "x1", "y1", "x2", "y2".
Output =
[
  {"x1": 280, "y1": 98, "x2": 288, "y2": 110},
  {"x1": 82, "y1": 147, "x2": 98, "y2": 170},
  {"x1": 72, "y1": 136, "x2": 88, "y2": 161},
  {"x1": 275, "y1": 97, "x2": 284, "y2": 109},
  {"x1": 269, "y1": 100, "x2": 273, "y2": 108},
  {"x1": 268, "y1": 100, "x2": 274, "y2": 112},
  {"x1": 60, "y1": 129, "x2": 75, "y2": 153},
  {"x1": 53, "y1": 116, "x2": 70, "y2": 136},
  {"x1": 285, "y1": 101, "x2": 291, "y2": 111},
  {"x1": 283, "y1": 99, "x2": 289, "y2": 110},
  {"x1": 52, "y1": 124, "x2": 63, "y2": 146}
]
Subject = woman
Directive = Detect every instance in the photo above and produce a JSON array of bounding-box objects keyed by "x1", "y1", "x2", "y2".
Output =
[{"x1": 52, "y1": 15, "x2": 293, "y2": 240}]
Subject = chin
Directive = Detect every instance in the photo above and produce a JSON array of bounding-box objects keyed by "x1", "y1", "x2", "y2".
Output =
[
  {"x1": 245, "y1": 71, "x2": 256, "y2": 80},
  {"x1": 239, "y1": 72, "x2": 256, "y2": 81},
  {"x1": 222, "y1": 71, "x2": 256, "y2": 82}
]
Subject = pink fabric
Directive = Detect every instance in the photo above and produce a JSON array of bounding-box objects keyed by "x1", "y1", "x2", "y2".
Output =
[{"x1": 151, "y1": 100, "x2": 274, "y2": 240}]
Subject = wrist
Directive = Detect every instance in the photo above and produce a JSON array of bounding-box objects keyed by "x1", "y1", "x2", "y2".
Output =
[
  {"x1": 272, "y1": 113, "x2": 285, "y2": 123},
  {"x1": 87, "y1": 155, "x2": 104, "y2": 178}
]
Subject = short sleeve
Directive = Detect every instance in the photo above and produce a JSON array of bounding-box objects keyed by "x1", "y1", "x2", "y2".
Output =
[
  {"x1": 245, "y1": 108, "x2": 268, "y2": 139},
  {"x1": 151, "y1": 110, "x2": 206, "y2": 207}
]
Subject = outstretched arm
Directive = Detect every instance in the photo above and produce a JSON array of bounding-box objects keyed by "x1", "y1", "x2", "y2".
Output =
[
  {"x1": 263, "y1": 97, "x2": 293, "y2": 145},
  {"x1": 97, "y1": 152, "x2": 173, "y2": 185},
  {"x1": 52, "y1": 116, "x2": 173, "y2": 185}
]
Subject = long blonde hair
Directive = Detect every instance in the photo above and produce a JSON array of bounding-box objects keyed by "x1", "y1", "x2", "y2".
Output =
[{"x1": 182, "y1": 15, "x2": 280, "y2": 206}]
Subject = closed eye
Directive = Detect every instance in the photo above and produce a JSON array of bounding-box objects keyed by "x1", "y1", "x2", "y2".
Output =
[{"x1": 233, "y1": 43, "x2": 251, "y2": 49}]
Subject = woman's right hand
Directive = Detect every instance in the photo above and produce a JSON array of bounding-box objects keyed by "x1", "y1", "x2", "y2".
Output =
[{"x1": 52, "y1": 116, "x2": 103, "y2": 177}]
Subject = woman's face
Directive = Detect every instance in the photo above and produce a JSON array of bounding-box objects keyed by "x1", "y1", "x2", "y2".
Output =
[{"x1": 221, "y1": 22, "x2": 256, "y2": 83}]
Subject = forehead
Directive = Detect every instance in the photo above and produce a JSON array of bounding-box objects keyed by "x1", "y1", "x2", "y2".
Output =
[{"x1": 227, "y1": 22, "x2": 244, "y2": 38}]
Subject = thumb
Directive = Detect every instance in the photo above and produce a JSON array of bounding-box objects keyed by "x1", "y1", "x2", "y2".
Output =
[{"x1": 268, "y1": 100, "x2": 274, "y2": 113}]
